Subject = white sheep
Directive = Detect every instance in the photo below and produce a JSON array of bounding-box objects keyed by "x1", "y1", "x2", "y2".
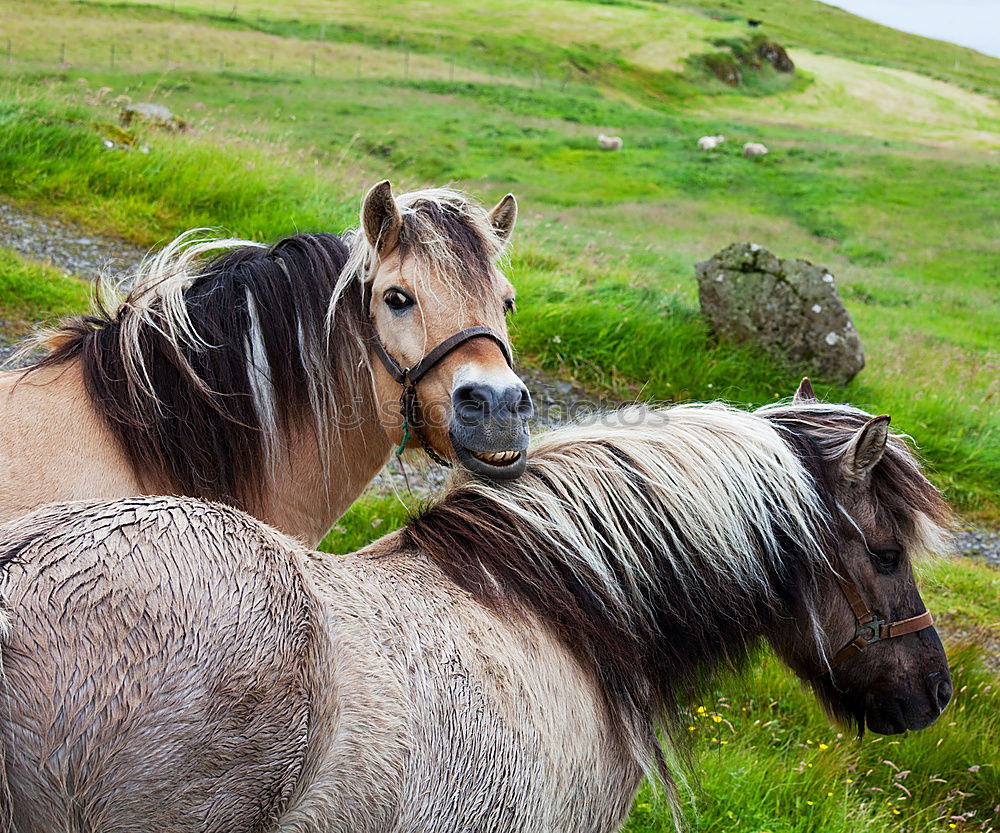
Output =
[
  {"x1": 597, "y1": 134, "x2": 623, "y2": 151},
  {"x1": 698, "y1": 134, "x2": 725, "y2": 151},
  {"x1": 743, "y1": 142, "x2": 769, "y2": 158}
]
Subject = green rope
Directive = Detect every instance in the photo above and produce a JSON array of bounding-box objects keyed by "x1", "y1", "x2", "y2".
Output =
[{"x1": 396, "y1": 417, "x2": 411, "y2": 458}]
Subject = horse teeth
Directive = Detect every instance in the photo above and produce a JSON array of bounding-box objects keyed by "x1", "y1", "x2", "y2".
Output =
[{"x1": 473, "y1": 450, "x2": 520, "y2": 465}]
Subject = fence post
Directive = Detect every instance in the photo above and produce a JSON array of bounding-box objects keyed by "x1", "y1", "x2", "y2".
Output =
[
  {"x1": 311, "y1": 54, "x2": 316, "y2": 76},
  {"x1": 269, "y1": 52, "x2": 274, "y2": 73},
  {"x1": 59, "y1": 42, "x2": 65, "y2": 64},
  {"x1": 319, "y1": 22, "x2": 326, "y2": 40},
  {"x1": 355, "y1": 55, "x2": 361, "y2": 81},
  {"x1": 110, "y1": 43, "x2": 115, "y2": 70},
  {"x1": 6, "y1": 40, "x2": 11, "y2": 65},
  {"x1": 404, "y1": 50, "x2": 409, "y2": 80},
  {"x1": 449, "y1": 56, "x2": 454, "y2": 82},
  {"x1": 219, "y1": 51, "x2": 224, "y2": 70}
]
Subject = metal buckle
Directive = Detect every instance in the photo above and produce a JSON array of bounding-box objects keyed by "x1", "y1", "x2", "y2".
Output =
[{"x1": 856, "y1": 617, "x2": 886, "y2": 645}]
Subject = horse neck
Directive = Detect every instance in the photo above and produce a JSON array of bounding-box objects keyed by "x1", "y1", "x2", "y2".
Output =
[{"x1": 259, "y1": 396, "x2": 393, "y2": 547}]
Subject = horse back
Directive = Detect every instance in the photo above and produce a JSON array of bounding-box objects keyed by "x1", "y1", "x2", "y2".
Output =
[{"x1": 0, "y1": 496, "x2": 320, "y2": 833}]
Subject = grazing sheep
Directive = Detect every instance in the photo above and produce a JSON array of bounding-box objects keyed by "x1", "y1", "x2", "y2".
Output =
[
  {"x1": 743, "y1": 142, "x2": 769, "y2": 158},
  {"x1": 698, "y1": 134, "x2": 725, "y2": 151},
  {"x1": 597, "y1": 134, "x2": 623, "y2": 151}
]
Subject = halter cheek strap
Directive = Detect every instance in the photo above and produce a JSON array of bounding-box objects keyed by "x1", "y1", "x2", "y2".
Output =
[
  {"x1": 369, "y1": 326, "x2": 514, "y2": 466},
  {"x1": 815, "y1": 564, "x2": 935, "y2": 678}
]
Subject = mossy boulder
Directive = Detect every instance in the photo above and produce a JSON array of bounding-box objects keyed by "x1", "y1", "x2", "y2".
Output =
[{"x1": 696, "y1": 242, "x2": 864, "y2": 384}]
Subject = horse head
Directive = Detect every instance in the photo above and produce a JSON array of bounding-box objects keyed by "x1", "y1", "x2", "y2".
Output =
[
  {"x1": 358, "y1": 181, "x2": 532, "y2": 479},
  {"x1": 770, "y1": 379, "x2": 953, "y2": 734}
]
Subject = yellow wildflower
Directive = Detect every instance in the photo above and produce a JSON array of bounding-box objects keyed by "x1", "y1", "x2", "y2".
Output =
[{"x1": 819, "y1": 743, "x2": 829, "y2": 750}]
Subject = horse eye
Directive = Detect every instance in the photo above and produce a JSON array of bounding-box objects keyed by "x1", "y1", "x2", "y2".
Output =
[
  {"x1": 383, "y1": 288, "x2": 414, "y2": 313},
  {"x1": 870, "y1": 548, "x2": 902, "y2": 572},
  {"x1": 503, "y1": 298, "x2": 516, "y2": 315}
]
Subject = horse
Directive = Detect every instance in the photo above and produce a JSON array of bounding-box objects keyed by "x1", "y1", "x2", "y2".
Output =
[
  {"x1": 0, "y1": 382, "x2": 953, "y2": 832},
  {"x1": 697, "y1": 134, "x2": 725, "y2": 150},
  {"x1": 598, "y1": 134, "x2": 624, "y2": 151},
  {"x1": 743, "y1": 141, "x2": 769, "y2": 158},
  {"x1": 0, "y1": 181, "x2": 533, "y2": 546}
]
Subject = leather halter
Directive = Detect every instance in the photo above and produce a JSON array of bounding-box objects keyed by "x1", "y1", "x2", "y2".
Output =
[
  {"x1": 369, "y1": 324, "x2": 513, "y2": 467},
  {"x1": 817, "y1": 557, "x2": 934, "y2": 678}
]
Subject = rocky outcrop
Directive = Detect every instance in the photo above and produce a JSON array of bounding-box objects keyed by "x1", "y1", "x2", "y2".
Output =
[
  {"x1": 755, "y1": 40, "x2": 794, "y2": 73},
  {"x1": 696, "y1": 243, "x2": 864, "y2": 384}
]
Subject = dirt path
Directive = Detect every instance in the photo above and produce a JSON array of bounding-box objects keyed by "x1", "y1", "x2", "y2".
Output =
[{"x1": 1, "y1": 203, "x2": 996, "y2": 566}]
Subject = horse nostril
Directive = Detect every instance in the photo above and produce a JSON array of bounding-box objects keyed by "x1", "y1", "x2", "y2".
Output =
[
  {"x1": 928, "y1": 671, "x2": 953, "y2": 712},
  {"x1": 514, "y1": 385, "x2": 534, "y2": 420},
  {"x1": 453, "y1": 383, "x2": 492, "y2": 420}
]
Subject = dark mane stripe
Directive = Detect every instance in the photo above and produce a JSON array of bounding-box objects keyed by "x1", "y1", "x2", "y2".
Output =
[
  {"x1": 401, "y1": 407, "x2": 839, "y2": 768},
  {"x1": 27, "y1": 234, "x2": 357, "y2": 510}
]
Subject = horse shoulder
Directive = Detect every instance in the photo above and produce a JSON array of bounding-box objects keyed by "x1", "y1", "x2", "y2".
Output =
[
  {"x1": 283, "y1": 545, "x2": 639, "y2": 832},
  {"x1": 0, "y1": 364, "x2": 139, "y2": 525}
]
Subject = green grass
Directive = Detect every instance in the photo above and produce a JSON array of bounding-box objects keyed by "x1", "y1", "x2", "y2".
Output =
[{"x1": 0, "y1": 247, "x2": 92, "y2": 332}]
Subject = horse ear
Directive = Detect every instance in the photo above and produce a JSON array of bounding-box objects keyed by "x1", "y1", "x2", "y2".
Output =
[
  {"x1": 793, "y1": 377, "x2": 817, "y2": 404},
  {"x1": 362, "y1": 180, "x2": 402, "y2": 256},
  {"x1": 840, "y1": 415, "x2": 890, "y2": 483},
  {"x1": 489, "y1": 193, "x2": 518, "y2": 245}
]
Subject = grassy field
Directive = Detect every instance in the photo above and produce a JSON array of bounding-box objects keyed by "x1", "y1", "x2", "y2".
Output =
[{"x1": 1, "y1": 0, "x2": 998, "y2": 827}]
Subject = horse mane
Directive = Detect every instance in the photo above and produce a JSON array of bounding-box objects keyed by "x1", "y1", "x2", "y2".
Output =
[
  {"x1": 402, "y1": 402, "x2": 952, "y2": 790},
  {"x1": 759, "y1": 402, "x2": 953, "y2": 555},
  {"x1": 16, "y1": 187, "x2": 509, "y2": 514},
  {"x1": 18, "y1": 231, "x2": 359, "y2": 512}
]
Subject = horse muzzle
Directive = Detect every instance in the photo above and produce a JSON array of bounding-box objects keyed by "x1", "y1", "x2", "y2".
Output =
[
  {"x1": 449, "y1": 380, "x2": 532, "y2": 480},
  {"x1": 864, "y1": 670, "x2": 953, "y2": 734}
]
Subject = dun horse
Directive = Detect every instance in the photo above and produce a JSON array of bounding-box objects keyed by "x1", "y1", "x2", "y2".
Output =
[
  {"x1": 0, "y1": 385, "x2": 952, "y2": 832},
  {"x1": 0, "y1": 182, "x2": 532, "y2": 546}
]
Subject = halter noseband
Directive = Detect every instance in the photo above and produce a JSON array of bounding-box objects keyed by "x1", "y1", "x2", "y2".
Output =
[
  {"x1": 369, "y1": 324, "x2": 514, "y2": 467},
  {"x1": 816, "y1": 551, "x2": 934, "y2": 678}
]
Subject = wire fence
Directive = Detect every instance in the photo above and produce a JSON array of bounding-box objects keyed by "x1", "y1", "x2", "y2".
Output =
[{"x1": 2, "y1": 20, "x2": 553, "y2": 91}]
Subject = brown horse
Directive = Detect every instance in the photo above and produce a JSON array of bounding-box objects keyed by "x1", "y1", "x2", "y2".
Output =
[
  {"x1": 0, "y1": 182, "x2": 531, "y2": 546},
  {"x1": 0, "y1": 387, "x2": 952, "y2": 832}
]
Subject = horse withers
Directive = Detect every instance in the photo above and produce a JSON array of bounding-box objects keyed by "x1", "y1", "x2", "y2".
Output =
[
  {"x1": 0, "y1": 385, "x2": 952, "y2": 831},
  {"x1": 0, "y1": 182, "x2": 531, "y2": 545}
]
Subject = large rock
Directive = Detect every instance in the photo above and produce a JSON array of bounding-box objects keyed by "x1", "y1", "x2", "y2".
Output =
[
  {"x1": 120, "y1": 102, "x2": 187, "y2": 131},
  {"x1": 696, "y1": 243, "x2": 864, "y2": 384}
]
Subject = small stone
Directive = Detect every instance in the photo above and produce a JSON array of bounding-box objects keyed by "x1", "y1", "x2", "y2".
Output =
[
  {"x1": 822, "y1": 273, "x2": 834, "y2": 283},
  {"x1": 825, "y1": 331, "x2": 841, "y2": 346},
  {"x1": 812, "y1": 304, "x2": 822, "y2": 313}
]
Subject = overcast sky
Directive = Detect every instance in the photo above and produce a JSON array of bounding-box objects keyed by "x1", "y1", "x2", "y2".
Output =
[{"x1": 823, "y1": 0, "x2": 1000, "y2": 59}]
